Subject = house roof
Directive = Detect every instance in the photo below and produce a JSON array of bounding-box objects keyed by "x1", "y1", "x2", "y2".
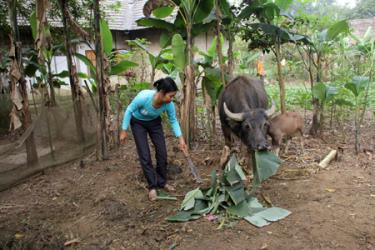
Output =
[
  {"x1": 103, "y1": 0, "x2": 174, "y2": 31},
  {"x1": 17, "y1": 0, "x2": 168, "y2": 31},
  {"x1": 103, "y1": 0, "x2": 147, "y2": 31},
  {"x1": 349, "y1": 17, "x2": 375, "y2": 38}
]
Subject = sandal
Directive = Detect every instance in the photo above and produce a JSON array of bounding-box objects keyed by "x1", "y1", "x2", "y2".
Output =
[{"x1": 164, "y1": 184, "x2": 176, "y2": 192}]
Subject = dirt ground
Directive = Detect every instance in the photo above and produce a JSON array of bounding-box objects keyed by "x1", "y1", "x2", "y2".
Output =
[{"x1": 0, "y1": 119, "x2": 375, "y2": 250}]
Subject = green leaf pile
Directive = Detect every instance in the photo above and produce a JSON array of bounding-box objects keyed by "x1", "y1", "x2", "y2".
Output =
[{"x1": 166, "y1": 152, "x2": 290, "y2": 227}]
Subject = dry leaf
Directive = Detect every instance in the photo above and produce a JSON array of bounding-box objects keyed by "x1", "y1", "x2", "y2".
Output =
[
  {"x1": 14, "y1": 233, "x2": 24, "y2": 239},
  {"x1": 261, "y1": 243, "x2": 268, "y2": 249},
  {"x1": 325, "y1": 188, "x2": 336, "y2": 193},
  {"x1": 9, "y1": 108, "x2": 22, "y2": 130},
  {"x1": 10, "y1": 87, "x2": 23, "y2": 110},
  {"x1": 64, "y1": 238, "x2": 81, "y2": 246}
]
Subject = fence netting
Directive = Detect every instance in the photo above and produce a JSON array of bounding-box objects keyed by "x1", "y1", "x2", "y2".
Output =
[{"x1": 0, "y1": 92, "x2": 97, "y2": 191}]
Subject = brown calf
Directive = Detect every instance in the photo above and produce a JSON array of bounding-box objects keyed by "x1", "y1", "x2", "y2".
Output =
[{"x1": 268, "y1": 112, "x2": 304, "y2": 156}]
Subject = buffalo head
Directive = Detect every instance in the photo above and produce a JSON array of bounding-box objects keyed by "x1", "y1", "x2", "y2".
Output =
[{"x1": 223, "y1": 101, "x2": 276, "y2": 151}]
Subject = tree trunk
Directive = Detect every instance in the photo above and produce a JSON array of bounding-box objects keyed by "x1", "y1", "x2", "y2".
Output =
[
  {"x1": 215, "y1": 0, "x2": 226, "y2": 86},
  {"x1": 47, "y1": 60, "x2": 56, "y2": 106},
  {"x1": 227, "y1": 31, "x2": 234, "y2": 80},
  {"x1": 309, "y1": 53, "x2": 321, "y2": 136},
  {"x1": 359, "y1": 63, "x2": 373, "y2": 124},
  {"x1": 36, "y1": 0, "x2": 56, "y2": 106},
  {"x1": 8, "y1": 0, "x2": 38, "y2": 166},
  {"x1": 115, "y1": 84, "x2": 122, "y2": 148},
  {"x1": 151, "y1": 66, "x2": 155, "y2": 85},
  {"x1": 203, "y1": 88, "x2": 213, "y2": 144},
  {"x1": 180, "y1": 24, "x2": 195, "y2": 148},
  {"x1": 60, "y1": 0, "x2": 85, "y2": 143},
  {"x1": 274, "y1": 42, "x2": 286, "y2": 114},
  {"x1": 354, "y1": 97, "x2": 360, "y2": 154},
  {"x1": 94, "y1": 0, "x2": 109, "y2": 160}
]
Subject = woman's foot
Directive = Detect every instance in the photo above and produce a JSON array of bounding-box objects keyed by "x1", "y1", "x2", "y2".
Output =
[
  {"x1": 148, "y1": 189, "x2": 157, "y2": 201},
  {"x1": 164, "y1": 184, "x2": 175, "y2": 192}
]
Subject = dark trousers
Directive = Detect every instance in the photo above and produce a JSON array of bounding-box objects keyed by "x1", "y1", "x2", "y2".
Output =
[{"x1": 130, "y1": 116, "x2": 167, "y2": 189}]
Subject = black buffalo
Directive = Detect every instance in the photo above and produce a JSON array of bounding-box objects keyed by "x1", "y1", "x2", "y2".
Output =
[{"x1": 218, "y1": 76, "x2": 275, "y2": 151}]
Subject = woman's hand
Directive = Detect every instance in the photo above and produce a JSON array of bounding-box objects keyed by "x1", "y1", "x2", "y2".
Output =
[
  {"x1": 178, "y1": 136, "x2": 188, "y2": 155},
  {"x1": 120, "y1": 130, "x2": 128, "y2": 144}
]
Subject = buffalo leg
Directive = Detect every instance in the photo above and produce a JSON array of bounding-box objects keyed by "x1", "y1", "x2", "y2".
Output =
[
  {"x1": 284, "y1": 139, "x2": 291, "y2": 154},
  {"x1": 271, "y1": 134, "x2": 281, "y2": 156},
  {"x1": 300, "y1": 130, "x2": 305, "y2": 155},
  {"x1": 222, "y1": 123, "x2": 233, "y2": 148},
  {"x1": 220, "y1": 124, "x2": 234, "y2": 168}
]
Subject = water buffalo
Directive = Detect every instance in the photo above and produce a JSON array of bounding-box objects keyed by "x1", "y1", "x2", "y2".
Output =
[
  {"x1": 218, "y1": 76, "x2": 275, "y2": 151},
  {"x1": 268, "y1": 112, "x2": 304, "y2": 156}
]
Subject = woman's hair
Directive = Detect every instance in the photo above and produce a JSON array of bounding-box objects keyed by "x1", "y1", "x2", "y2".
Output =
[{"x1": 153, "y1": 77, "x2": 178, "y2": 93}]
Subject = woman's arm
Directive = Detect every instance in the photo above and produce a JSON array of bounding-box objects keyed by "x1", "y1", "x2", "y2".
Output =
[
  {"x1": 166, "y1": 102, "x2": 182, "y2": 138},
  {"x1": 166, "y1": 103, "x2": 187, "y2": 153}
]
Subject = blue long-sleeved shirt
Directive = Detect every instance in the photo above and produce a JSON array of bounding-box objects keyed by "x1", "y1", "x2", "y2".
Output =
[{"x1": 122, "y1": 89, "x2": 182, "y2": 137}]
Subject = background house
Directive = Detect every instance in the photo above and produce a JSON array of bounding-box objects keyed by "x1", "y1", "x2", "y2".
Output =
[
  {"x1": 349, "y1": 16, "x2": 375, "y2": 38},
  {"x1": 0, "y1": 0, "x2": 216, "y2": 92},
  {"x1": 44, "y1": 0, "x2": 216, "y2": 89}
]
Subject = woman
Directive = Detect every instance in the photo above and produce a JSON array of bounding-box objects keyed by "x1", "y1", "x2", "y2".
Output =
[{"x1": 120, "y1": 77, "x2": 188, "y2": 201}]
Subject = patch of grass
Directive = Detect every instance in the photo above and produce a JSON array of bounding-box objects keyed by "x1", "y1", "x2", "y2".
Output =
[
  {"x1": 266, "y1": 82, "x2": 375, "y2": 112},
  {"x1": 265, "y1": 83, "x2": 312, "y2": 111}
]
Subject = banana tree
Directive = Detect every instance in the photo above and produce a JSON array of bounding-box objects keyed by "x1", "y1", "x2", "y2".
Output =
[
  {"x1": 128, "y1": 35, "x2": 171, "y2": 84},
  {"x1": 350, "y1": 28, "x2": 375, "y2": 124},
  {"x1": 345, "y1": 76, "x2": 369, "y2": 154},
  {"x1": 196, "y1": 36, "x2": 226, "y2": 139},
  {"x1": 8, "y1": 0, "x2": 38, "y2": 165},
  {"x1": 138, "y1": 0, "x2": 215, "y2": 147},
  {"x1": 30, "y1": 2, "x2": 57, "y2": 106},
  {"x1": 219, "y1": 0, "x2": 237, "y2": 78},
  {"x1": 297, "y1": 20, "x2": 350, "y2": 135}
]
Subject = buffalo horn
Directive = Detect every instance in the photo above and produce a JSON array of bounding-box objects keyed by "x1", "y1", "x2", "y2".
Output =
[
  {"x1": 265, "y1": 101, "x2": 276, "y2": 117},
  {"x1": 223, "y1": 102, "x2": 245, "y2": 122}
]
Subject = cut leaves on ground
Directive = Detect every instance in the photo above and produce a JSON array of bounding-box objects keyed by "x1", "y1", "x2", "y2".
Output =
[{"x1": 166, "y1": 153, "x2": 289, "y2": 228}]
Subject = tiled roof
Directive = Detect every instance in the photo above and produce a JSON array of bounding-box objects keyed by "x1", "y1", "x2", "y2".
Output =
[
  {"x1": 104, "y1": 0, "x2": 174, "y2": 31},
  {"x1": 17, "y1": 0, "x2": 169, "y2": 31}
]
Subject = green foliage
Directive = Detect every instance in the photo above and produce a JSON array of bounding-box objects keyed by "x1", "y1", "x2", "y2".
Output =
[
  {"x1": 118, "y1": 82, "x2": 151, "y2": 107},
  {"x1": 75, "y1": 53, "x2": 96, "y2": 75},
  {"x1": 202, "y1": 68, "x2": 223, "y2": 106},
  {"x1": 171, "y1": 34, "x2": 186, "y2": 71},
  {"x1": 166, "y1": 154, "x2": 288, "y2": 228},
  {"x1": 345, "y1": 76, "x2": 369, "y2": 97},
  {"x1": 137, "y1": 17, "x2": 177, "y2": 32},
  {"x1": 152, "y1": 6, "x2": 175, "y2": 18},
  {"x1": 138, "y1": 0, "x2": 216, "y2": 38},
  {"x1": 159, "y1": 32, "x2": 171, "y2": 48},
  {"x1": 180, "y1": 188, "x2": 204, "y2": 211},
  {"x1": 275, "y1": 0, "x2": 293, "y2": 11},
  {"x1": 100, "y1": 19, "x2": 113, "y2": 56},
  {"x1": 110, "y1": 60, "x2": 138, "y2": 75},
  {"x1": 30, "y1": 11, "x2": 37, "y2": 40},
  {"x1": 326, "y1": 20, "x2": 349, "y2": 41},
  {"x1": 252, "y1": 151, "x2": 282, "y2": 192}
]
